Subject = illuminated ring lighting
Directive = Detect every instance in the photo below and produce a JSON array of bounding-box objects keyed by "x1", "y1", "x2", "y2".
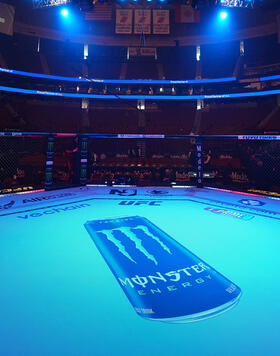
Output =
[
  {"x1": 0, "y1": 67, "x2": 236, "y2": 84},
  {"x1": 260, "y1": 74, "x2": 280, "y2": 82},
  {"x1": 2, "y1": 67, "x2": 277, "y2": 84},
  {"x1": 1, "y1": 85, "x2": 280, "y2": 100}
]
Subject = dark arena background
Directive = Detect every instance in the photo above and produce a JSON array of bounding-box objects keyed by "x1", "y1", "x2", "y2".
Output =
[{"x1": 1, "y1": 0, "x2": 280, "y2": 355}]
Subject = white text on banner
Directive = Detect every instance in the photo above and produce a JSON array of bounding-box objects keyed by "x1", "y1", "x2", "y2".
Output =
[
  {"x1": 134, "y1": 9, "x2": 151, "y2": 34},
  {"x1": 115, "y1": 9, "x2": 133, "y2": 34},
  {"x1": 153, "y1": 9, "x2": 169, "y2": 34}
]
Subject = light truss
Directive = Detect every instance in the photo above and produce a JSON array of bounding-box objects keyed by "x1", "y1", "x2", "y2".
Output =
[
  {"x1": 219, "y1": 0, "x2": 255, "y2": 8},
  {"x1": 32, "y1": 0, "x2": 72, "y2": 9}
]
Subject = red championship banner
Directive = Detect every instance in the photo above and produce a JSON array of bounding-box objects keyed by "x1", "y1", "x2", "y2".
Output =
[
  {"x1": 128, "y1": 47, "x2": 156, "y2": 57},
  {"x1": 115, "y1": 9, "x2": 133, "y2": 34},
  {"x1": 134, "y1": 9, "x2": 151, "y2": 34},
  {"x1": 140, "y1": 47, "x2": 156, "y2": 57},
  {"x1": 153, "y1": 9, "x2": 169, "y2": 34},
  {"x1": 174, "y1": 5, "x2": 200, "y2": 23},
  {"x1": 128, "y1": 47, "x2": 138, "y2": 57}
]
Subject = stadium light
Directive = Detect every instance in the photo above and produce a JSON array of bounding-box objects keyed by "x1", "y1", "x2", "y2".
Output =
[
  {"x1": 219, "y1": 11, "x2": 228, "y2": 20},
  {"x1": 61, "y1": 8, "x2": 69, "y2": 17}
]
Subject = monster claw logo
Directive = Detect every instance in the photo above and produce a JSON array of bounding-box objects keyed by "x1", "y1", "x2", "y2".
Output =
[
  {"x1": 98, "y1": 225, "x2": 172, "y2": 265},
  {"x1": 0, "y1": 200, "x2": 15, "y2": 210},
  {"x1": 99, "y1": 229, "x2": 137, "y2": 264},
  {"x1": 85, "y1": 216, "x2": 241, "y2": 323}
]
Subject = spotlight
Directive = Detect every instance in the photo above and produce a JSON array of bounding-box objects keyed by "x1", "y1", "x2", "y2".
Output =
[
  {"x1": 219, "y1": 11, "x2": 228, "y2": 20},
  {"x1": 61, "y1": 8, "x2": 69, "y2": 17}
]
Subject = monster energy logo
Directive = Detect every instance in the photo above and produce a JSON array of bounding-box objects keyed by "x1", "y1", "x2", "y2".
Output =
[
  {"x1": 98, "y1": 225, "x2": 172, "y2": 265},
  {"x1": 119, "y1": 263, "x2": 212, "y2": 290},
  {"x1": 96, "y1": 222, "x2": 216, "y2": 293}
]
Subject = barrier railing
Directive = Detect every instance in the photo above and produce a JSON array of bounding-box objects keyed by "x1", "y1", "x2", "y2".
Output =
[
  {"x1": 0, "y1": 132, "x2": 279, "y2": 195},
  {"x1": 0, "y1": 66, "x2": 236, "y2": 84},
  {"x1": 1, "y1": 84, "x2": 280, "y2": 100}
]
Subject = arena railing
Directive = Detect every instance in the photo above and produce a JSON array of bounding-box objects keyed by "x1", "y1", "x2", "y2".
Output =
[
  {"x1": 1, "y1": 84, "x2": 280, "y2": 100},
  {"x1": 0, "y1": 66, "x2": 237, "y2": 84},
  {"x1": 1, "y1": 132, "x2": 280, "y2": 196},
  {"x1": 3, "y1": 65, "x2": 280, "y2": 84}
]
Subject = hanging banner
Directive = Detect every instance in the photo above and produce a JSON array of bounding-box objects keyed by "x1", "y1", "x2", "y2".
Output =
[
  {"x1": 174, "y1": 5, "x2": 200, "y2": 23},
  {"x1": 140, "y1": 47, "x2": 156, "y2": 57},
  {"x1": 0, "y1": 2, "x2": 15, "y2": 36},
  {"x1": 128, "y1": 47, "x2": 138, "y2": 57},
  {"x1": 134, "y1": 9, "x2": 151, "y2": 34},
  {"x1": 153, "y1": 9, "x2": 169, "y2": 34},
  {"x1": 128, "y1": 47, "x2": 157, "y2": 57},
  {"x1": 115, "y1": 9, "x2": 133, "y2": 34}
]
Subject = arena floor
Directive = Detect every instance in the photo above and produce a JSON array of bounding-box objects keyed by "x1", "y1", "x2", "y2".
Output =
[{"x1": 1, "y1": 185, "x2": 280, "y2": 356}]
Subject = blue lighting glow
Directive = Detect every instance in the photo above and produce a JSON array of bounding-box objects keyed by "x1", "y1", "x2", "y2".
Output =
[
  {"x1": 61, "y1": 8, "x2": 69, "y2": 17},
  {"x1": 1, "y1": 85, "x2": 280, "y2": 100},
  {"x1": 219, "y1": 11, "x2": 228, "y2": 20},
  {"x1": 0, "y1": 67, "x2": 236, "y2": 84},
  {"x1": 260, "y1": 74, "x2": 280, "y2": 82}
]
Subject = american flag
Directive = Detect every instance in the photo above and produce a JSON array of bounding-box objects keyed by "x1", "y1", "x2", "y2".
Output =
[{"x1": 85, "y1": 4, "x2": 113, "y2": 21}]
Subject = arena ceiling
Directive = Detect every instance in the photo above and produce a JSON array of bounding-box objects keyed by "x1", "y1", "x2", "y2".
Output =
[
  {"x1": 3, "y1": 0, "x2": 280, "y2": 44},
  {"x1": 6, "y1": 0, "x2": 280, "y2": 11}
]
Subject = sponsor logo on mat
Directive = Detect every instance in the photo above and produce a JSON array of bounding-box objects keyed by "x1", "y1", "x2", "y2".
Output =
[
  {"x1": 110, "y1": 189, "x2": 137, "y2": 196},
  {"x1": 0, "y1": 200, "x2": 15, "y2": 210},
  {"x1": 84, "y1": 216, "x2": 241, "y2": 323},
  {"x1": 119, "y1": 200, "x2": 162, "y2": 206},
  {"x1": 21, "y1": 192, "x2": 76, "y2": 204},
  {"x1": 17, "y1": 203, "x2": 90, "y2": 219},
  {"x1": 238, "y1": 199, "x2": 265, "y2": 206},
  {"x1": 205, "y1": 207, "x2": 254, "y2": 220}
]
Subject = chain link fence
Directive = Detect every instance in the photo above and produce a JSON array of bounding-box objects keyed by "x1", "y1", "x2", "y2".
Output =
[
  {"x1": 1, "y1": 133, "x2": 279, "y2": 194},
  {"x1": 203, "y1": 137, "x2": 280, "y2": 193},
  {"x1": 0, "y1": 135, "x2": 47, "y2": 192}
]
